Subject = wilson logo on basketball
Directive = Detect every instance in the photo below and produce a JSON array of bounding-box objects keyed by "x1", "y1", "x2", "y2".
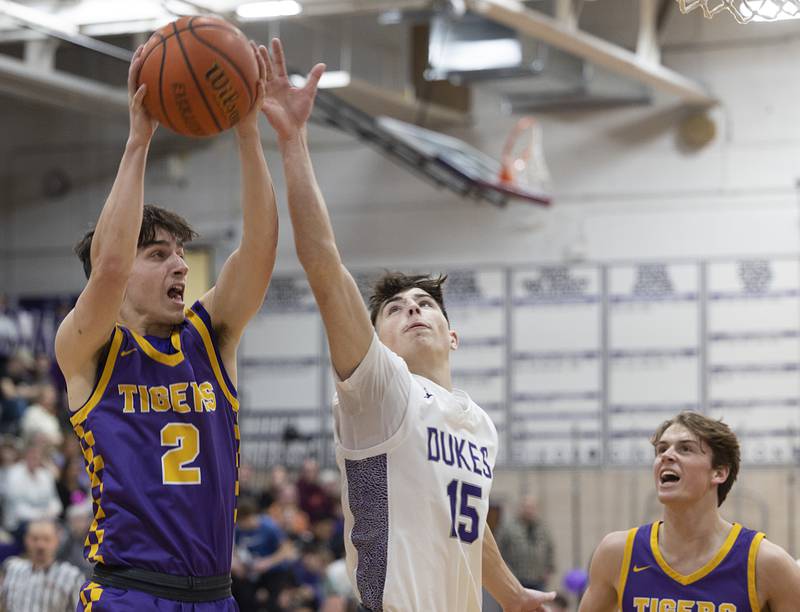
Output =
[{"x1": 205, "y1": 63, "x2": 240, "y2": 126}]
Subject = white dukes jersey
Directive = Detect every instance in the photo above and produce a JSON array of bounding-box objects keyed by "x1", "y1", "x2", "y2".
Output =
[{"x1": 333, "y1": 335, "x2": 498, "y2": 612}]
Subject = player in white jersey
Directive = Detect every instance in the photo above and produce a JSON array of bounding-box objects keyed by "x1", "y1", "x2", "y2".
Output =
[{"x1": 259, "y1": 39, "x2": 556, "y2": 612}]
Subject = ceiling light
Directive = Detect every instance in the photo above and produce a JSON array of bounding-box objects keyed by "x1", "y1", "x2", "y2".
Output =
[
  {"x1": 164, "y1": 1, "x2": 200, "y2": 15},
  {"x1": 290, "y1": 70, "x2": 351, "y2": 89},
  {"x1": 236, "y1": 1, "x2": 302, "y2": 20},
  {"x1": 430, "y1": 38, "x2": 522, "y2": 73}
]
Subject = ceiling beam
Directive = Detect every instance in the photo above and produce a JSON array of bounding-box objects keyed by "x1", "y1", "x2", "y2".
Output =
[
  {"x1": 0, "y1": 0, "x2": 132, "y2": 61},
  {"x1": 0, "y1": 52, "x2": 128, "y2": 117},
  {"x1": 465, "y1": 0, "x2": 716, "y2": 106}
]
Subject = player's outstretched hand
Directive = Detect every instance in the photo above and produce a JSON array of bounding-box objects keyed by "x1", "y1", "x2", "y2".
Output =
[
  {"x1": 504, "y1": 588, "x2": 557, "y2": 612},
  {"x1": 127, "y1": 44, "x2": 158, "y2": 146},
  {"x1": 235, "y1": 41, "x2": 267, "y2": 138},
  {"x1": 260, "y1": 37, "x2": 325, "y2": 143}
]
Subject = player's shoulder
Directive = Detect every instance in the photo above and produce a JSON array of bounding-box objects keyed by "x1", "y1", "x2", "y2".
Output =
[
  {"x1": 755, "y1": 536, "x2": 798, "y2": 573},
  {"x1": 596, "y1": 528, "x2": 634, "y2": 558},
  {"x1": 588, "y1": 529, "x2": 635, "y2": 587},
  {"x1": 592, "y1": 528, "x2": 636, "y2": 572},
  {"x1": 754, "y1": 536, "x2": 800, "y2": 603}
]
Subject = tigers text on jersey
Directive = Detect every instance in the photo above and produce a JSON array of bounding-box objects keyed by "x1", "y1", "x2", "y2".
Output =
[
  {"x1": 69, "y1": 301, "x2": 239, "y2": 576},
  {"x1": 334, "y1": 338, "x2": 498, "y2": 612},
  {"x1": 618, "y1": 522, "x2": 764, "y2": 612}
]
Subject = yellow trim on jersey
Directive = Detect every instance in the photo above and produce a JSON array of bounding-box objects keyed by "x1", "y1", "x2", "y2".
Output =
[
  {"x1": 186, "y1": 308, "x2": 238, "y2": 411},
  {"x1": 617, "y1": 527, "x2": 637, "y2": 609},
  {"x1": 130, "y1": 327, "x2": 184, "y2": 366},
  {"x1": 747, "y1": 531, "x2": 765, "y2": 612},
  {"x1": 70, "y1": 328, "x2": 124, "y2": 426},
  {"x1": 650, "y1": 521, "x2": 742, "y2": 586},
  {"x1": 79, "y1": 580, "x2": 104, "y2": 611}
]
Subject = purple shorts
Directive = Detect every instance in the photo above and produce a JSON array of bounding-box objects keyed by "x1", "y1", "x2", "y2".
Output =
[{"x1": 77, "y1": 581, "x2": 239, "y2": 611}]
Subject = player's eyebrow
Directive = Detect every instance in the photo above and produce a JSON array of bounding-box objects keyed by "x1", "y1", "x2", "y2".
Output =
[
  {"x1": 382, "y1": 291, "x2": 433, "y2": 311},
  {"x1": 656, "y1": 438, "x2": 702, "y2": 450},
  {"x1": 142, "y1": 240, "x2": 184, "y2": 249}
]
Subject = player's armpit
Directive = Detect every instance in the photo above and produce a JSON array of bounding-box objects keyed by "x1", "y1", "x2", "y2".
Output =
[
  {"x1": 579, "y1": 531, "x2": 629, "y2": 612},
  {"x1": 756, "y1": 538, "x2": 800, "y2": 612}
]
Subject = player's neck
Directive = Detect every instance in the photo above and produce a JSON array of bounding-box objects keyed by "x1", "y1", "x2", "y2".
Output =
[
  {"x1": 118, "y1": 309, "x2": 174, "y2": 338},
  {"x1": 407, "y1": 358, "x2": 453, "y2": 391},
  {"x1": 660, "y1": 503, "x2": 732, "y2": 559}
]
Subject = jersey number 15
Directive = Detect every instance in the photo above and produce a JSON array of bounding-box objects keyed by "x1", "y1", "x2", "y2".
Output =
[{"x1": 446, "y1": 479, "x2": 482, "y2": 544}]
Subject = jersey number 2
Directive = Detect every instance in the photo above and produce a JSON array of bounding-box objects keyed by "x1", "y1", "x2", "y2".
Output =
[
  {"x1": 161, "y1": 423, "x2": 201, "y2": 485},
  {"x1": 446, "y1": 479, "x2": 482, "y2": 543}
]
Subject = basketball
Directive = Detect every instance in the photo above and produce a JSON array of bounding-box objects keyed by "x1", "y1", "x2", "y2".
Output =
[{"x1": 137, "y1": 16, "x2": 258, "y2": 137}]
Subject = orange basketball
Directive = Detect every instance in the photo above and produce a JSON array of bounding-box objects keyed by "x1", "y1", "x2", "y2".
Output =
[{"x1": 137, "y1": 16, "x2": 258, "y2": 137}]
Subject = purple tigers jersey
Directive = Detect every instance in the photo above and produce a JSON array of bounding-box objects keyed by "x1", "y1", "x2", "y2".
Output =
[
  {"x1": 69, "y1": 301, "x2": 240, "y2": 577},
  {"x1": 618, "y1": 521, "x2": 764, "y2": 612}
]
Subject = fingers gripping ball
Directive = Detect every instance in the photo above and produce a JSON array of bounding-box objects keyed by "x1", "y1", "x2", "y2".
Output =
[{"x1": 137, "y1": 16, "x2": 258, "y2": 137}]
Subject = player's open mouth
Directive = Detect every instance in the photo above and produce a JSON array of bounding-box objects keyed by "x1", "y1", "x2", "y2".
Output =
[
  {"x1": 405, "y1": 322, "x2": 430, "y2": 332},
  {"x1": 659, "y1": 470, "x2": 680, "y2": 485},
  {"x1": 167, "y1": 284, "x2": 185, "y2": 304}
]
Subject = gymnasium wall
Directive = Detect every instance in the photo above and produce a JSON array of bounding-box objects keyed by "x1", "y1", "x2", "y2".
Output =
[{"x1": 2, "y1": 3, "x2": 800, "y2": 579}]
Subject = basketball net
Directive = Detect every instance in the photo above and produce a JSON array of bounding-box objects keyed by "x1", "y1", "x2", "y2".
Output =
[
  {"x1": 677, "y1": 0, "x2": 800, "y2": 23},
  {"x1": 498, "y1": 117, "x2": 552, "y2": 197}
]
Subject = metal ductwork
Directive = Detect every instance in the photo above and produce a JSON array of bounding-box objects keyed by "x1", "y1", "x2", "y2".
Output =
[{"x1": 425, "y1": 12, "x2": 650, "y2": 112}]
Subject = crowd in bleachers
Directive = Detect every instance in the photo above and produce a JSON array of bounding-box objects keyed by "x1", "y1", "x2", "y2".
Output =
[{"x1": 234, "y1": 460, "x2": 356, "y2": 611}]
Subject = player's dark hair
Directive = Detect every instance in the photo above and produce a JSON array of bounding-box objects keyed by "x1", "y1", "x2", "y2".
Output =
[
  {"x1": 74, "y1": 204, "x2": 198, "y2": 279},
  {"x1": 368, "y1": 272, "x2": 448, "y2": 326},
  {"x1": 651, "y1": 411, "x2": 740, "y2": 507}
]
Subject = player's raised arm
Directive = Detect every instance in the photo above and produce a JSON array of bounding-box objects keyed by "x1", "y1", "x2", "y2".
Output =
[
  {"x1": 578, "y1": 531, "x2": 629, "y2": 612},
  {"x1": 756, "y1": 538, "x2": 800, "y2": 611},
  {"x1": 55, "y1": 45, "x2": 157, "y2": 386},
  {"x1": 261, "y1": 38, "x2": 373, "y2": 380},
  {"x1": 201, "y1": 44, "x2": 278, "y2": 374}
]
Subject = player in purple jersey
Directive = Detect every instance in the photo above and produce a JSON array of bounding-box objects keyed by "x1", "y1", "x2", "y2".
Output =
[
  {"x1": 258, "y1": 38, "x2": 555, "y2": 612},
  {"x1": 580, "y1": 411, "x2": 800, "y2": 612},
  {"x1": 56, "y1": 43, "x2": 277, "y2": 609}
]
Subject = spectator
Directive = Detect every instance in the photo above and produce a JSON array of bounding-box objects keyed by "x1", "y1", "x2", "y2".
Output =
[
  {"x1": 3, "y1": 440, "x2": 62, "y2": 539},
  {"x1": 269, "y1": 483, "x2": 311, "y2": 542},
  {"x1": 0, "y1": 518, "x2": 84, "y2": 611},
  {"x1": 32, "y1": 352, "x2": 54, "y2": 388},
  {"x1": 290, "y1": 541, "x2": 329, "y2": 610},
  {"x1": 0, "y1": 436, "x2": 20, "y2": 497},
  {"x1": 233, "y1": 497, "x2": 297, "y2": 611},
  {"x1": 496, "y1": 495, "x2": 555, "y2": 591},
  {"x1": 296, "y1": 457, "x2": 333, "y2": 523},
  {"x1": 0, "y1": 350, "x2": 36, "y2": 433},
  {"x1": 0, "y1": 296, "x2": 16, "y2": 376},
  {"x1": 58, "y1": 501, "x2": 93, "y2": 578},
  {"x1": 260, "y1": 464, "x2": 289, "y2": 511},
  {"x1": 323, "y1": 556, "x2": 354, "y2": 602},
  {"x1": 20, "y1": 383, "x2": 63, "y2": 447},
  {"x1": 56, "y1": 455, "x2": 89, "y2": 518}
]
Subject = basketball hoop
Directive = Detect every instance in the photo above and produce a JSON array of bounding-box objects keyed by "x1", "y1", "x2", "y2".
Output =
[
  {"x1": 677, "y1": 0, "x2": 800, "y2": 23},
  {"x1": 498, "y1": 117, "x2": 552, "y2": 198}
]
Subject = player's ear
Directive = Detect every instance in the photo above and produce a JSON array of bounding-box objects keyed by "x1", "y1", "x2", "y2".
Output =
[
  {"x1": 711, "y1": 465, "x2": 729, "y2": 485},
  {"x1": 449, "y1": 329, "x2": 459, "y2": 351}
]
